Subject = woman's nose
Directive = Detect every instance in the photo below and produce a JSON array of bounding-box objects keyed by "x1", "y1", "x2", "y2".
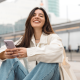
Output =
[{"x1": 35, "y1": 15, "x2": 39, "y2": 19}]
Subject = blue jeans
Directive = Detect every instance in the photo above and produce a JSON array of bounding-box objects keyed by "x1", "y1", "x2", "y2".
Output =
[{"x1": 0, "y1": 58, "x2": 60, "y2": 80}]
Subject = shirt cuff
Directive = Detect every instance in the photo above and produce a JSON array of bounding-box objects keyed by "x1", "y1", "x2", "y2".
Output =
[{"x1": 27, "y1": 48, "x2": 36, "y2": 61}]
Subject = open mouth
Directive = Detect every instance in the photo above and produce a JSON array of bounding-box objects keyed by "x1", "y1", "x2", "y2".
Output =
[{"x1": 33, "y1": 20, "x2": 41, "y2": 23}]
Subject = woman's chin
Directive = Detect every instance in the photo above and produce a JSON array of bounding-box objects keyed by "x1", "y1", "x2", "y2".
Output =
[{"x1": 32, "y1": 25, "x2": 42, "y2": 28}]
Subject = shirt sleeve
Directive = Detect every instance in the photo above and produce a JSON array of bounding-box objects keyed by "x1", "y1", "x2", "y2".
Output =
[{"x1": 27, "y1": 34, "x2": 64, "y2": 63}]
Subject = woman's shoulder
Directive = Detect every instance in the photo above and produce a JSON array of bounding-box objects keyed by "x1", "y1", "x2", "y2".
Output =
[
  {"x1": 49, "y1": 33, "x2": 58, "y2": 36},
  {"x1": 43, "y1": 32, "x2": 61, "y2": 39},
  {"x1": 48, "y1": 33, "x2": 61, "y2": 38},
  {"x1": 47, "y1": 33, "x2": 62, "y2": 42},
  {"x1": 43, "y1": 32, "x2": 58, "y2": 37}
]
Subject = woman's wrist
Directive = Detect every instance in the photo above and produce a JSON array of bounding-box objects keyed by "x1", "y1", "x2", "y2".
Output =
[{"x1": 0, "y1": 51, "x2": 6, "y2": 60}]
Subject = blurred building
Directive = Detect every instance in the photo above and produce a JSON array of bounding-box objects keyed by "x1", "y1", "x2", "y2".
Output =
[
  {"x1": 39, "y1": 0, "x2": 59, "y2": 17},
  {"x1": 47, "y1": 0, "x2": 59, "y2": 17},
  {"x1": 39, "y1": 0, "x2": 68, "y2": 24}
]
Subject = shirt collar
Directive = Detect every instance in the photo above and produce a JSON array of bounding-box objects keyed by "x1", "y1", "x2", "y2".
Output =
[{"x1": 31, "y1": 32, "x2": 48, "y2": 44}]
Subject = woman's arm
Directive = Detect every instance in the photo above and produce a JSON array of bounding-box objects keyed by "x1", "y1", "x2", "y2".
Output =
[{"x1": 27, "y1": 34, "x2": 63, "y2": 63}]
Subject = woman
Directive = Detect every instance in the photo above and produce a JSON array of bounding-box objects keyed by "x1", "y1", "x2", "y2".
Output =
[{"x1": 0, "y1": 7, "x2": 63, "y2": 80}]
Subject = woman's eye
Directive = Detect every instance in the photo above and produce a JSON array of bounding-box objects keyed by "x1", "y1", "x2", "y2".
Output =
[
  {"x1": 33, "y1": 14, "x2": 35, "y2": 16},
  {"x1": 40, "y1": 16, "x2": 43, "y2": 17}
]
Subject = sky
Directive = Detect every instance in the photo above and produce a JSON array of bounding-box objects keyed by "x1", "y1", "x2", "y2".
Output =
[
  {"x1": 0, "y1": 0, "x2": 80, "y2": 24},
  {"x1": 59, "y1": 0, "x2": 80, "y2": 21}
]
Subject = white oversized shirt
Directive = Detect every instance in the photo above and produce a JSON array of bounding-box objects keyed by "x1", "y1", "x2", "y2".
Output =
[{"x1": 0, "y1": 32, "x2": 63, "y2": 72}]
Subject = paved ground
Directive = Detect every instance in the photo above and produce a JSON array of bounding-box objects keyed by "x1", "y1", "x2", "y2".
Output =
[
  {"x1": 66, "y1": 52, "x2": 80, "y2": 80},
  {"x1": 69, "y1": 62, "x2": 80, "y2": 80},
  {"x1": 66, "y1": 52, "x2": 80, "y2": 61}
]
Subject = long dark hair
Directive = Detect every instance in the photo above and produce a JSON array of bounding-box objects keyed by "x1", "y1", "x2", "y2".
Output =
[{"x1": 16, "y1": 7, "x2": 54, "y2": 48}]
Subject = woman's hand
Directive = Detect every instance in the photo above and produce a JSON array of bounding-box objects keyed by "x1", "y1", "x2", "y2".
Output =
[
  {"x1": 5, "y1": 48, "x2": 17, "y2": 59},
  {"x1": 5, "y1": 47, "x2": 27, "y2": 59},
  {"x1": 13, "y1": 47, "x2": 27, "y2": 58}
]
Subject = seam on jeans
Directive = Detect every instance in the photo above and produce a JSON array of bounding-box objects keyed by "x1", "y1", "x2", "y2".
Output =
[
  {"x1": 6, "y1": 61, "x2": 18, "y2": 80},
  {"x1": 50, "y1": 65, "x2": 59, "y2": 80},
  {"x1": 41, "y1": 64, "x2": 57, "y2": 80},
  {"x1": 18, "y1": 66, "x2": 26, "y2": 76}
]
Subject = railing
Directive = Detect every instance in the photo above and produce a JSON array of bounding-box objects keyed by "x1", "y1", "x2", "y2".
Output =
[{"x1": 66, "y1": 52, "x2": 80, "y2": 62}]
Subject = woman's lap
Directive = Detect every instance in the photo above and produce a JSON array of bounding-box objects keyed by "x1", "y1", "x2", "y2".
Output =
[
  {"x1": 24, "y1": 62, "x2": 60, "y2": 80},
  {"x1": 0, "y1": 58, "x2": 60, "y2": 80}
]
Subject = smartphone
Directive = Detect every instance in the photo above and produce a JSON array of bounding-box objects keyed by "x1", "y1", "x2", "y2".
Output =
[{"x1": 4, "y1": 40, "x2": 16, "y2": 49}]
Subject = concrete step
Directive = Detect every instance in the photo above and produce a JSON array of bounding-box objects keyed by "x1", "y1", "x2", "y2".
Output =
[{"x1": 69, "y1": 62, "x2": 80, "y2": 80}]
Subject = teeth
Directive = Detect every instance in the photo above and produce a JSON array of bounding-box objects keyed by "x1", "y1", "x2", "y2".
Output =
[{"x1": 35, "y1": 21, "x2": 39, "y2": 22}]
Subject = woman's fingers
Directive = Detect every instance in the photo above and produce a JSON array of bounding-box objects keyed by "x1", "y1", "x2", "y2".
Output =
[
  {"x1": 5, "y1": 48, "x2": 22, "y2": 52},
  {"x1": 5, "y1": 51, "x2": 13, "y2": 55},
  {"x1": 5, "y1": 50, "x2": 18, "y2": 59},
  {"x1": 11, "y1": 47, "x2": 22, "y2": 52},
  {"x1": 11, "y1": 53, "x2": 20, "y2": 57},
  {"x1": 5, "y1": 52, "x2": 19, "y2": 59},
  {"x1": 5, "y1": 54, "x2": 15, "y2": 59},
  {"x1": 11, "y1": 48, "x2": 18, "y2": 52},
  {"x1": 17, "y1": 53, "x2": 25, "y2": 58},
  {"x1": 4, "y1": 47, "x2": 27, "y2": 59},
  {"x1": 5, "y1": 49, "x2": 12, "y2": 52}
]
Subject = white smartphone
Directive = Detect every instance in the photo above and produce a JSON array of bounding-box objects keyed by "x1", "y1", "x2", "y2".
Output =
[{"x1": 4, "y1": 40, "x2": 16, "y2": 49}]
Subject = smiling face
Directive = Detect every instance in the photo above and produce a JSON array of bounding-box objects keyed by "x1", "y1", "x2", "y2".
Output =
[{"x1": 30, "y1": 9, "x2": 45, "y2": 29}]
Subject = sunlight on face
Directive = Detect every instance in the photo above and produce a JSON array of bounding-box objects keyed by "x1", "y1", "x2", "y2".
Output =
[{"x1": 30, "y1": 9, "x2": 45, "y2": 29}]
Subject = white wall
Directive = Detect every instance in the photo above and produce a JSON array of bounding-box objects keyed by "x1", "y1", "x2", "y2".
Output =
[
  {"x1": 70, "y1": 32, "x2": 80, "y2": 50},
  {"x1": 58, "y1": 33, "x2": 68, "y2": 50},
  {"x1": 48, "y1": 13, "x2": 70, "y2": 25},
  {"x1": 58, "y1": 31, "x2": 80, "y2": 50}
]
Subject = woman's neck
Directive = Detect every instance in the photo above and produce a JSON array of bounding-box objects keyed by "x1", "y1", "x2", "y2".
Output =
[{"x1": 34, "y1": 29, "x2": 42, "y2": 40}]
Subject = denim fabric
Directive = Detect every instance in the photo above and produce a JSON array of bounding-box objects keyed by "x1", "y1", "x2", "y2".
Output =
[{"x1": 0, "y1": 58, "x2": 60, "y2": 80}]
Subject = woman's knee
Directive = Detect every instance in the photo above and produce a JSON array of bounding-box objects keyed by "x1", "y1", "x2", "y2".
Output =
[
  {"x1": 1, "y1": 58, "x2": 19, "y2": 70},
  {"x1": 31, "y1": 62, "x2": 59, "y2": 80},
  {"x1": 36, "y1": 62, "x2": 59, "y2": 74},
  {"x1": 38, "y1": 62, "x2": 58, "y2": 68}
]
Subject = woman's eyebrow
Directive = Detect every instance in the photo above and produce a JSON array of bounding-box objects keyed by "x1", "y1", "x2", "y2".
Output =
[
  {"x1": 33, "y1": 13, "x2": 44, "y2": 16},
  {"x1": 39, "y1": 13, "x2": 44, "y2": 15},
  {"x1": 34, "y1": 13, "x2": 44, "y2": 15}
]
